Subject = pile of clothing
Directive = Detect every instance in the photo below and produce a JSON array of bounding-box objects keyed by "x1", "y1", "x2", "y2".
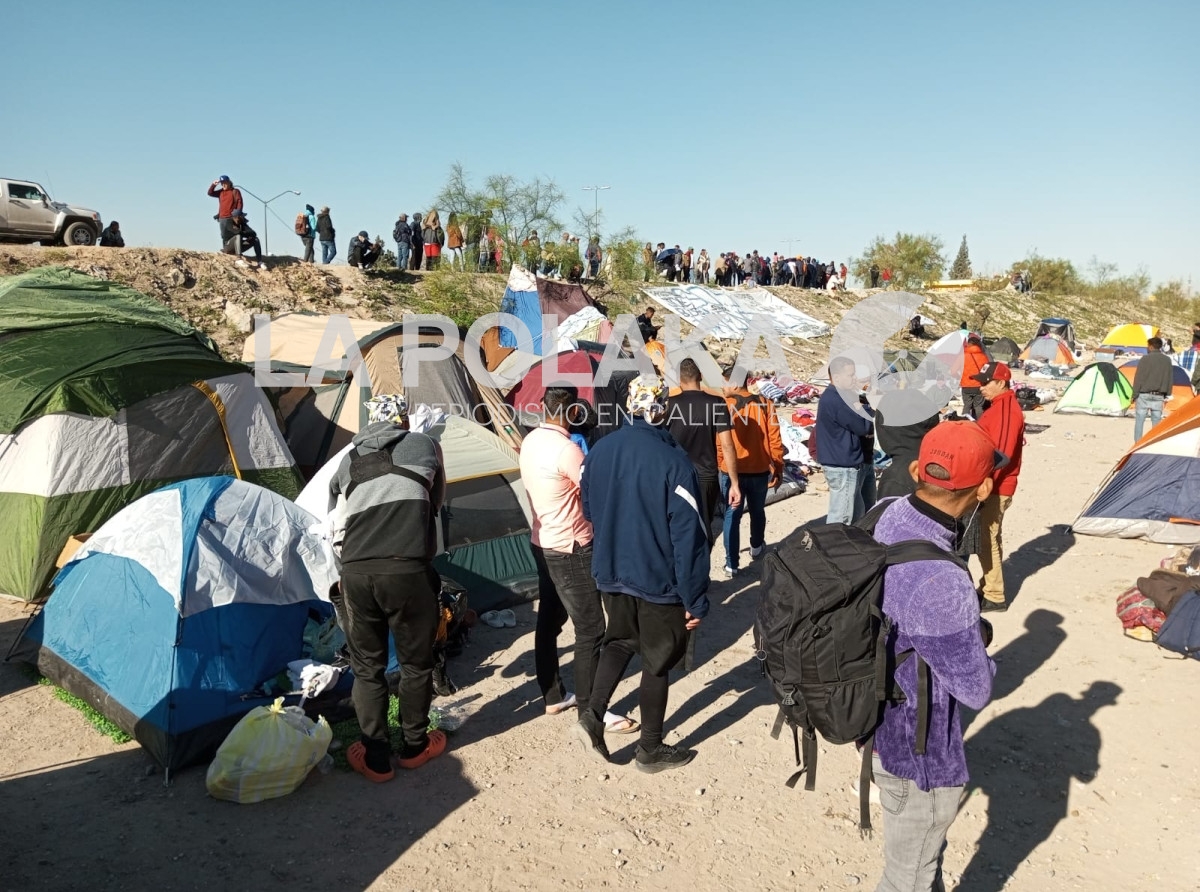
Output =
[
  {"x1": 748, "y1": 374, "x2": 820, "y2": 405},
  {"x1": 1116, "y1": 547, "x2": 1200, "y2": 658}
]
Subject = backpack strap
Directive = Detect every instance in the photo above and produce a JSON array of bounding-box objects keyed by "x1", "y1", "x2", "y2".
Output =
[
  {"x1": 858, "y1": 734, "x2": 875, "y2": 834},
  {"x1": 914, "y1": 656, "x2": 932, "y2": 756},
  {"x1": 783, "y1": 727, "x2": 818, "y2": 792},
  {"x1": 882, "y1": 539, "x2": 969, "y2": 572}
]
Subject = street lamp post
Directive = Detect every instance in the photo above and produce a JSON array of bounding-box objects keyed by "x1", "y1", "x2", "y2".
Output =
[
  {"x1": 241, "y1": 187, "x2": 301, "y2": 257},
  {"x1": 781, "y1": 236, "x2": 802, "y2": 256},
  {"x1": 582, "y1": 185, "x2": 610, "y2": 230}
]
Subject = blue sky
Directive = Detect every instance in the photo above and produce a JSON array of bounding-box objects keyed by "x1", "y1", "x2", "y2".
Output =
[{"x1": 9, "y1": 0, "x2": 1198, "y2": 287}]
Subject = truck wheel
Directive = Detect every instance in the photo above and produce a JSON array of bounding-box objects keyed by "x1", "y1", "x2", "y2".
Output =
[{"x1": 63, "y1": 222, "x2": 97, "y2": 246}]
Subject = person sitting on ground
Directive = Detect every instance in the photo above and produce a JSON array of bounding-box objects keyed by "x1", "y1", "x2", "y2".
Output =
[
  {"x1": 347, "y1": 231, "x2": 382, "y2": 269},
  {"x1": 99, "y1": 220, "x2": 125, "y2": 248},
  {"x1": 636, "y1": 306, "x2": 658, "y2": 343},
  {"x1": 220, "y1": 209, "x2": 264, "y2": 269}
]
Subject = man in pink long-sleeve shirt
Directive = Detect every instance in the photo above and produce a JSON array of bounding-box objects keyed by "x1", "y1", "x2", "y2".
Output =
[{"x1": 519, "y1": 385, "x2": 635, "y2": 733}]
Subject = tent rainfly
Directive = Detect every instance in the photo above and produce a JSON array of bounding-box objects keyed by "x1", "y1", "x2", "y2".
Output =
[
  {"x1": 15, "y1": 477, "x2": 338, "y2": 771},
  {"x1": 0, "y1": 267, "x2": 302, "y2": 601},
  {"x1": 1073, "y1": 394, "x2": 1200, "y2": 543},
  {"x1": 1054, "y1": 363, "x2": 1133, "y2": 416}
]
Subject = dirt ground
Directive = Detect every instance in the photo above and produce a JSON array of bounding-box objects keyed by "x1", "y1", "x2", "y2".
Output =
[{"x1": 2, "y1": 404, "x2": 1199, "y2": 892}]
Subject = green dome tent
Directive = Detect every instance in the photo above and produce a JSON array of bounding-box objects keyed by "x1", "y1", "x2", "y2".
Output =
[
  {"x1": 0, "y1": 267, "x2": 302, "y2": 601},
  {"x1": 1054, "y1": 362, "x2": 1133, "y2": 417}
]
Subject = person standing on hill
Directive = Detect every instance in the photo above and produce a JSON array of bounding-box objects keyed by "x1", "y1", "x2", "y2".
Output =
[
  {"x1": 410, "y1": 213, "x2": 424, "y2": 270},
  {"x1": 207, "y1": 175, "x2": 243, "y2": 246},
  {"x1": 316, "y1": 206, "x2": 337, "y2": 264},
  {"x1": 392, "y1": 213, "x2": 412, "y2": 271},
  {"x1": 960, "y1": 334, "x2": 989, "y2": 419},
  {"x1": 1132, "y1": 337, "x2": 1174, "y2": 442},
  {"x1": 666, "y1": 358, "x2": 741, "y2": 548},
  {"x1": 972, "y1": 362, "x2": 1024, "y2": 613},
  {"x1": 297, "y1": 204, "x2": 317, "y2": 264},
  {"x1": 445, "y1": 213, "x2": 465, "y2": 269},
  {"x1": 575, "y1": 376, "x2": 710, "y2": 773},
  {"x1": 422, "y1": 209, "x2": 444, "y2": 271},
  {"x1": 329, "y1": 394, "x2": 447, "y2": 781}
]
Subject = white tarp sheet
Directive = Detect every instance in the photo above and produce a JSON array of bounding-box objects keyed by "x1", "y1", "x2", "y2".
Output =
[{"x1": 642, "y1": 285, "x2": 831, "y2": 340}]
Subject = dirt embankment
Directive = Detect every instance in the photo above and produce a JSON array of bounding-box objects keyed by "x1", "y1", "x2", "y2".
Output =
[{"x1": 3, "y1": 245, "x2": 1191, "y2": 378}]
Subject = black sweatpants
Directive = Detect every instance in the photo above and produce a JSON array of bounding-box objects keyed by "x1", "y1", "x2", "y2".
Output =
[
  {"x1": 587, "y1": 592, "x2": 688, "y2": 751},
  {"x1": 340, "y1": 565, "x2": 440, "y2": 771}
]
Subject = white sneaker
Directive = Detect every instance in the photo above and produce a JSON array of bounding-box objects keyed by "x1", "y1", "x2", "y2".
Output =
[
  {"x1": 234, "y1": 259, "x2": 248, "y2": 268},
  {"x1": 723, "y1": 565, "x2": 736, "y2": 579},
  {"x1": 750, "y1": 544, "x2": 765, "y2": 559}
]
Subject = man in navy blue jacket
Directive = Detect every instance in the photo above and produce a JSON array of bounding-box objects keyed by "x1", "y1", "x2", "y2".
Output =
[
  {"x1": 575, "y1": 375, "x2": 710, "y2": 773},
  {"x1": 815, "y1": 356, "x2": 875, "y2": 524}
]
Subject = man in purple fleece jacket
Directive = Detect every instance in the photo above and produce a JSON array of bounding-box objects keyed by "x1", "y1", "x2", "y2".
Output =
[{"x1": 871, "y1": 420, "x2": 999, "y2": 892}]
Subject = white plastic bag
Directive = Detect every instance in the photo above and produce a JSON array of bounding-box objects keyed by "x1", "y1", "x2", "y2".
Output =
[{"x1": 206, "y1": 698, "x2": 332, "y2": 804}]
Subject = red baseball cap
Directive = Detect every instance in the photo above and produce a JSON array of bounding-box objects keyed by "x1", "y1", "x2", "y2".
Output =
[
  {"x1": 971, "y1": 361, "x2": 1012, "y2": 384},
  {"x1": 918, "y1": 421, "x2": 1008, "y2": 490}
]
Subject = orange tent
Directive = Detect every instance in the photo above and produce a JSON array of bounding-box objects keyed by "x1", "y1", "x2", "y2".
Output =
[
  {"x1": 1117, "y1": 359, "x2": 1194, "y2": 415},
  {"x1": 1074, "y1": 393, "x2": 1200, "y2": 542}
]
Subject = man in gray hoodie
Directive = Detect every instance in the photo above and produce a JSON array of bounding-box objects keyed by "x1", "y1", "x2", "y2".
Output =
[{"x1": 329, "y1": 393, "x2": 448, "y2": 781}]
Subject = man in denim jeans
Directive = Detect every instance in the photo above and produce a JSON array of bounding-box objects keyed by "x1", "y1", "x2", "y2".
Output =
[
  {"x1": 518, "y1": 386, "x2": 636, "y2": 732},
  {"x1": 715, "y1": 364, "x2": 782, "y2": 577},
  {"x1": 815, "y1": 356, "x2": 875, "y2": 524},
  {"x1": 1131, "y1": 336, "x2": 1173, "y2": 441},
  {"x1": 871, "y1": 421, "x2": 998, "y2": 891}
]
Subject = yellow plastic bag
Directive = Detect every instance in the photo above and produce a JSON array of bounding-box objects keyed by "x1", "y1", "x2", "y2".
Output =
[{"x1": 206, "y1": 698, "x2": 332, "y2": 804}]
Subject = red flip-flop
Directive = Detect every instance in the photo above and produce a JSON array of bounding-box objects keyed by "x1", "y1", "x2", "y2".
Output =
[
  {"x1": 395, "y1": 730, "x2": 448, "y2": 770},
  {"x1": 347, "y1": 741, "x2": 395, "y2": 783}
]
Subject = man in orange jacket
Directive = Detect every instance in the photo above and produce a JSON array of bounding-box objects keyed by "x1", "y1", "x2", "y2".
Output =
[
  {"x1": 960, "y1": 334, "x2": 989, "y2": 419},
  {"x1": 716, "y1": 367, "x2": 785, "y2": 577},
  {"x1": 971, "y1": 362, "x2": 1025, "y2": 612}
]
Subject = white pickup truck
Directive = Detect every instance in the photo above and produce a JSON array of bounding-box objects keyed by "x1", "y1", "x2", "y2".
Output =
[{"x1": 0, "y1": 178, "x2": 103, "y2": 246}]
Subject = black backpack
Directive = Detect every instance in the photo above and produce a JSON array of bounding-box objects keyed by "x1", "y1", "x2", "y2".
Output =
[{"x1": 753, "y1": 501, "x2": 967, "y2": 830}]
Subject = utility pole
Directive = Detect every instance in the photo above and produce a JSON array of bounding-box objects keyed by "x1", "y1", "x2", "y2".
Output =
[
  {"x1": 581, "y1": 185, "x2": 610, "y2": 232},
  {"x1": 241, "y1": 186, "x2": 301, "y2": 256}
]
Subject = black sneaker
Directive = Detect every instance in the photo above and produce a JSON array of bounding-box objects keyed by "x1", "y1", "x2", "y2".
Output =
[
  {"x1": 571, "y1": 710, "x2": 611, "y2": 763},
  {"x1": 635, "y1": 743, "x2": 696, "y2": 773},
  {"x1": 981, "y1": 598, "x2": 1008, "y2": 613}
]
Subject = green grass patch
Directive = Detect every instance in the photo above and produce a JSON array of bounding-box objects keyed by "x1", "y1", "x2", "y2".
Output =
[
  {"x1": 38, "y1": 677, "x2": 133, "y2": 744},
  {"x1": 328, "y1": 694, "x2": 451, "y2": 772}
]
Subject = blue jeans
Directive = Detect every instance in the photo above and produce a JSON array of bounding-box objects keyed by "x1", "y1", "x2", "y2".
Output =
[
  {"x1": 395, "y1": 242, "x2": 411, "y2": 270},
  {"x1": 720, "y1": 471, "x2": 768, "y2": 571},
  {"x1": 825, "y1": 464, "x2": 865, "y2": 525},
  {"x1": 320, "y1": 240, "x2": 336, "y2": 264},
  {"x1": 1134, "y1": 393, "x2": 1164, "y2": 441}
]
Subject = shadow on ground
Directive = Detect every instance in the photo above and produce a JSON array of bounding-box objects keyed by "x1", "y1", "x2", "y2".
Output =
[
  {"x1": 959, "y1": 681, "x2": 1121, "y2": 891},
  {"x1": 0, "y1": 611, "x2": 492, "y2": 892}
]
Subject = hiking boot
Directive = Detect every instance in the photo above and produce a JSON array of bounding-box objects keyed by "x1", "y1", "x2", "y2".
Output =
[
  {"x1": 571, "y1": 709, "x2": 610, "y2": 763},
  {"x1": 749, "y1": 544, "x2": 765, "y2": 559},
  {"x1": 635, "y1": 743, "x2": 696, "y2": 774}
]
